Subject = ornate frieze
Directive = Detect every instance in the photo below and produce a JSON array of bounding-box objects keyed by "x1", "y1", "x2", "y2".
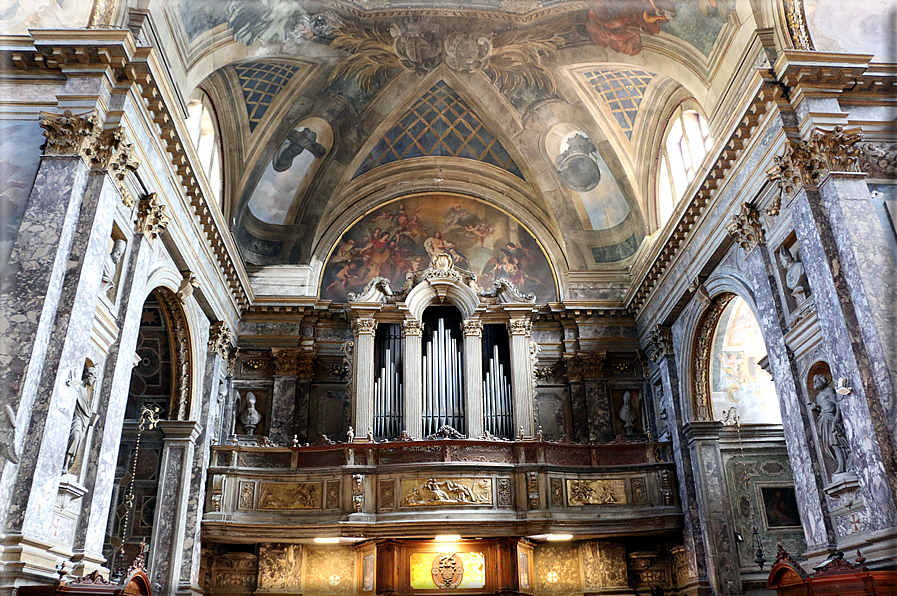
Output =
[
  {"x1": 566, "y1": 479, "x2": 627, "y2": 506},
  {"x1": 645, "y1": 325, "x2": 673, "y2": 363},
  {"x1": 134, "y1": 192, "x2": 170, "y2": 241},
  {"x1": 725, "y1": 202, "x2": 765, "y2": 252},
  {"x1": 208, "y1": 322, "x2": 235, "y2": 359},
  {"x1": 271, "y1": 348, "x2": 313, "y2": 377},
  {"x1": 401, "y1": 477, "x2": 492, "y2": 506},
  {"x1": 39, "y1": 109, "x2": 100, "y2": 157}
]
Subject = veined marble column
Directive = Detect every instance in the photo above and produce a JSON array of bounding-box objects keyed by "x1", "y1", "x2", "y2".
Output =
[
  {"x1": 352, "y1": 318, "x2": 377, "y2": 437},
  {"x1": 71, "y1": 231, "x2": 156, "y2": 573},
  {"x1": 735, "y1": 224, "x2": 834, "y2": 552},
  {"x1": 149, "y1": 420, "x2": 201, "y2": 595},
  {"x1": 580, "y1": 352, "x2": 613, "y2": 443},
  {"x1": 177, "y1": 326, "x2": 232, "y2": 596},
  {"x1": 508, "y1": 319, "x2": 534, "y2": 437},
  {"x1": 649, "y1": 328, "x2": 710, "y2": 596},
  {"x1": 402, "y1": 320, "x2": 423, "y2": 439},
  {"x1": 462, "y1": 320, "x2": 484, "y2": 438}
]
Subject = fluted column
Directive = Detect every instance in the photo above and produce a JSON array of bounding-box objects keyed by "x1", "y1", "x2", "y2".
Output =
[
  {"x1": 508, "y1": 318, "x2": 534, "y2": 437},
  {"x1": 402, "y1": 320, "x2": 423, "y2": 438},
  {"x1": 462, "y1": 320, "x2": 484, "y2": 438},
  {"x1": 352, "y1": 318, "x2": 377, "y2": 438}
]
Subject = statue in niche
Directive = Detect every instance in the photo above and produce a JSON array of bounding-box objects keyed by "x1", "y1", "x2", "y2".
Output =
[
  {"x1": 239, "y1": 392, "x2": 262, "y2": 435},
  {"x1": 658, "y1": 407, "x2": 671, "y2": 442},
  {"x1": 100, "y1": 238, "x2": 127, "y2": 297},
  {"x1": 778, "y1": 244, "x2": 811, "y2": 304},
  {"x1": 812, "y1": 374, "x2": 850, "y2": 475},
  {"x1": 64, "y1": 366, "x2": 98, "y2": 473},
  {"x1": 619, "y1": 391, "x2": 635, "y2": 435}
]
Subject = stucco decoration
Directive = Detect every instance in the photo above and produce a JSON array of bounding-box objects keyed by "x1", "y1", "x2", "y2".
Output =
[{"x1": 321, "y1": 194, "x2": 557, "y2": 304}]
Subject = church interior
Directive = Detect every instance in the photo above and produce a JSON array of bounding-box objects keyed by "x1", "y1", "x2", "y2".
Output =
[{"x1": 0, "y1": 0, "x2": 895, "y2": 594}]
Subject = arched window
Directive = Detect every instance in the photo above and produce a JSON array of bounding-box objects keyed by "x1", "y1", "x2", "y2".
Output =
[
  {"x1": 708, "y1": 296, "x2": 780, "y2": 425},
  {"x1": 656, "y1": 107, "x2": 712, "y2": 227},
  {"x1": 185, "y1": 93, "x2": 222, "y2": 203}
]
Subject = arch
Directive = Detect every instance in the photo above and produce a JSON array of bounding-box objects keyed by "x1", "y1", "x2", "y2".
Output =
[
  {"x1": 404, "y1": 274, "x2": 481, "y2": 321},
  {"x1": 151, "y1": 287, "x2": 194, "y2": 421}
]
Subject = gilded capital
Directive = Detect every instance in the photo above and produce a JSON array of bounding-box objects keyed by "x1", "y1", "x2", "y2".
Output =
[
  {"x1": 507, "y1": 319, "x2": 532, "y2": 336},
  {"x1": 462, "y1": 319, "x2": 483, "y2": 337},
  {"x1": 401, "y1": 319, "x2": 423, "y2": 337},
  {"x1": 645, "y1": 325, "x2": 673, "y2": 363},
  {"x1": 39, "y1": 109, "x2": 100, "y2": 157},
  {"x1": 208, "y1": 322, "x2": 235, "y2": 360},
  {"x1": 351, "y1": 318, "x2": 377, "y2": 336},
  {"x1": 86, "y1": 127, "x2": 140, "y2": 207},
  {"x1": 271, "y1": 348, "x2": 312, "y2": 377},
  {"x1": 725, "y1": 203, "x2": 765, "y2": 253},
  {"x1": 858, "y1": 142, "x2": 897, "y2": 179},
  {"x1": 135, "y1": 193, "x2": 170, "y2": 241}
]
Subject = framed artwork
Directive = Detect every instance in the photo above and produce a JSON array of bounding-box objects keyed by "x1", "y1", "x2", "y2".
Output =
[{"x1": 760, "y1": 486, "x2": 802, "y2": 529}]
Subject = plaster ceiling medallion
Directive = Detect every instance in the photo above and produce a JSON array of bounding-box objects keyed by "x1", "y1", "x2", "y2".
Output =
[{"x1": 432, "y1": 552, "x2": 464, "y2": 588}]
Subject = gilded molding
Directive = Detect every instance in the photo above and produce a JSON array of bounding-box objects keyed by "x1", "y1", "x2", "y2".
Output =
[
  {"x1": 156, "y1": 288, "x2": 192, "y2": 420},
  {"x1": 87, "y1": 0, "x2": 118, "y2": 28},
  {"x1": 692, "y1": 294, "x2": 735, "y2": 421},
  {"x1": 134, "y1": 192, "x2": 170, "y2": 241},
  {"x1": 725, "y1": 202, "x2": 765, "y2": 253},
  {"x1": 783, "y1": 0, "x2": 814, "y2": 50},
  {"x1": 645, "y1": 325, "x2": 673, "y2": 363},
  {"x1": 39, "y1": 109, "x2": 100, "y2": 157},
  {"x1": 208, "y1": 322, "x2": 235, "y2": 359}
]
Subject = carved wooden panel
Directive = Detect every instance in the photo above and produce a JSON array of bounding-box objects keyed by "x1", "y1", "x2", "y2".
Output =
[{"x1": 566, "y1": 479, "x2": 627, "y2": 506}]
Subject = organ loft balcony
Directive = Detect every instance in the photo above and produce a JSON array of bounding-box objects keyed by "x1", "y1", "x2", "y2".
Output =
[{"x1": 203, "y1": 437, "x2": 680, "y2": 542}]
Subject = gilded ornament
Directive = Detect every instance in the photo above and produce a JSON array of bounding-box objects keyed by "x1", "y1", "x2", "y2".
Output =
[
  {"x1": 208, "y1": 322, "x2": 235, "y2": 359},
  {"x1": 431, "y1": 552, "x2": 464, "y2": 589},
  {"x1": 401, "y1": 477, "x2": 492, "y2": 506},
  {"x1": 645, "y1": 325, "x2": 673, "y2": 363},
  {"x1": 725, "y1": 202, "x2": 765, "y2": 252},
  {"x1": 135, "y1": 193, "x2": 171, "y2": 241}
]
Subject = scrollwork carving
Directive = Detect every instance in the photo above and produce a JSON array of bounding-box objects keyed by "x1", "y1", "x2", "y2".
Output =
[
  {"x1": 645, "y1": 325, "x2": 673, "y2": 362},
  {"x1": 208, "y1": 322, "x2": 235, "y2": 360},
  {"x1": 352, "y1": 474, "x2": 364, "y2": 512},
  {"x1": 135, "y1": 192, "x2": 171, "y2": 241}
]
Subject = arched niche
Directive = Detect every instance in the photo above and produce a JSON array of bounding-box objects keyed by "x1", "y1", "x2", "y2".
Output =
[
  {"x1": 320, "y1": 193, "x2": 559, "y2": 305},
  {"x1": 150, "y1": 287, "x2": 194, "y2": 421}
]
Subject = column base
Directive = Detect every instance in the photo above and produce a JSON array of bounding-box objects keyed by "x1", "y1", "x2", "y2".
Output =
[
  {"x1": 676, "y1": 577, "x2": 713, "y2": 596},
  {"x1": 0, "y1": 534, "x2": 63, "y2": 594}
]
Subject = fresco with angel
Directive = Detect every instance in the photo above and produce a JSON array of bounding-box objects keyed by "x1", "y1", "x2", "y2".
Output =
[{"x1": 320, "y1": 194, "x2": 557, "y2": 304}]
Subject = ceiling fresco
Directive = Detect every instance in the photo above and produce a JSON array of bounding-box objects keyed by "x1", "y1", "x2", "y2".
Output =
[
  {"x1": 319, "y1": 194, "x2": 558, "y2": 304},
  {"x1": 233, "y1": 62, "x2": 303, "y2": 132},
  {"x1": 583, "y1": 68, "x2": 655, "y2": 140}
]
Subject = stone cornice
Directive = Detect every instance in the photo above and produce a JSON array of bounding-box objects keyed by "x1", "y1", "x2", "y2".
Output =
[{"x1": 2, "y1": 31, "x2": 250, "y2": 311}]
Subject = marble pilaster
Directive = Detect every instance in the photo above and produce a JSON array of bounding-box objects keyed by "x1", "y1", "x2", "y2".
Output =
[
  {"x1": 6, "y1": 172, "x2": 119, "y2": 543},
  {"x1": 743, "y1": 241, "x2": 834, "y2": 551},
  {"x1": 178, "y1": 350, "x2": 225, "y2": 596},
  {"x1": 270, "y1": 348, "x2": 301, "y2": 444},
  {"x1": 70, "y1": 232, "x2": 154, "y2": 572},
  {"x1": 565, "y1": 357, "x2": 589, "y2": 443},
  {"x1": 351, "y1": 318, "x2": 377, "y2": 437},
  {"x1": 792, "y1": 183, "x2": 897, "y2": 538},
  {"x1": 655, "y1": 353, "x2": 710, "y2": 596},
  {"x1": 149, "y1": 420, "x2": 201, "y2": 595},
  {"x1": 683, "y1": 421, "x2": 741, "y2": 596},
  {"x1": 462, "y1": 320, "x2": 484, "y2": 438},
  {"x1": 401, "y1": 320, "x2": 423, "y2": 439},
  {"x1": 508, "y1": 319, "x2": 534, "y2": 437}
]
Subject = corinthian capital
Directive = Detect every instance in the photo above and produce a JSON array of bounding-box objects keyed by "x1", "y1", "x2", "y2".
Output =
[
  {"x1": 645, "y1": 325, "x2": 673, "y2": 363},
  {"x1": 135, "y1": 192, "x2": 170, "y2": 241},
  {"x1": 208, "y1": 322, "x2": 235, "y2": 359},
  {"x1": 462, "y1": 320, "x2": 483, "y2": 337},
  {"x1": 39, "y1": 109, "x2": 101, "y2": 157},
  {"x1": 86, "y1": 127, "x2": 140, "y2": 206},
  {"x1": 351, "y1": 318, "x2": 377, "y2": 336},
  {"x1": 725, "y1": 203, "x2": 765, "y2": 253},
  {"x1": 507, "y1": 319, "x2": 532, "y2": 336}
]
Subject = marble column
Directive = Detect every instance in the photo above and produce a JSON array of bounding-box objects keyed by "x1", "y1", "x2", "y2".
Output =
[
  {"x1": 270, "y1": 348, "x2": 301, "y2": 444},
  {"x1": 565, "y1": 357, "x2": 589, "y2": 443},
  {"x1": 149, "y1": 420, "x2": 201, "y2": 594},
  {"x1": 178, "y1": 336, "x2": 230, "y2": 596},
  {"x1": 508, "y1": 319, "x2": 534, "y2": 437},
  {"x1": 4, "y1": 170, "x2": 121, "y2": 547},
  {"x1": 294, "y1": 351, "x2": 315, "y2": 443},
  {"x1": 792, "y1": 180, "x2": 897, "y2": 541},
  {"x1": 683, "y1": 421, "x2": 741, "y2": 596},
  {"x1": 71, "y1": 231, "x2": 155, "y2": 573},
  {"x1": 742, "y1": 236, "x2": 834, "y2": 552},
  {"x1": 654, "y1": 345, "x2": 710, "y2": 596},
  {"x1": 402, "y1": 320, "x2": 423, "y2": 439},
  {"x1": 352, "y1": 318, "x2": 377, "y2": 437},
  {"x1": 462, "y1": 320, "x2": 484, "y2": 438}
]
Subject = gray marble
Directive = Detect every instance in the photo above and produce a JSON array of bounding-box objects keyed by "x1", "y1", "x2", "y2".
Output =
[
  {"x1": 792, "y1": 187, "x2": 897, "y2": 534},
  {"x1": 73, "y1": 232, "x2": 155, "y2": 561},
  {"x1": 270, "y1": 375, "x2": 297, "y2": 445},
  {"x1": 0, "y1": 157, "x2": 90, "y2": 529},
  {"x1": 7, "y1": 173, "x2": 118, "y2": 540},
  {"x1": 745, "y1": 243, "x2": 834, "y2": 550},
  {"x1": 584, "y1": 379, "x2": 613, "y2": 442}
]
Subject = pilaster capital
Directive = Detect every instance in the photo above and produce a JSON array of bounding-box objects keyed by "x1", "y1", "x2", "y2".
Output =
[
  {"x1": 271, "y1": 348, "x2": 314, "y2": 378},
  {"x1": 858, "y1": 142, "x2": 897, "y2": 179},
  {"x1": 645, "y1": 325, "x2": 674, "y2": 363},
  {"x1": 86, "y1": 127, "x2": 140, "y2": 207},
  {"x1": 39, "y1": 109, "x2": 101, "y2": 158},
  {"x1": 351, "y1": 318, "x2": 377, "y2": 336},
  {"x1": 208, "y1": 322, "x2": 235, "y2": 360},
  {"x1": 766, "y1": 126, "x2": 863, "y2": 213},
  {"x1": 401, "y1": 319, "x2": 423, "y2": 337},
  {"x1": 461, "y1": 319, "x2": 483, "y2": 337},
  {"x1": 507, "y1": 319, "x2": 532, "y2": 336},
  {"x1": 580, "y1": 351, "x2": 607, "y2": 380},
  {"x1": 725, "y1": 202, "x2": 765, "y2": 253},
  {"x1": 134, "y1": 192, "x2": 170, "y2": 241}
]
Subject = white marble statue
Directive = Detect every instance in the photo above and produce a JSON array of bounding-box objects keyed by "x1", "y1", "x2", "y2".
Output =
[
  {"x1": 239, "y1": 392, "x2": 262, "y2": 435},
  {"x1": 64, "y1": 366, "x2": 98, "y2": 473},
  {"x1": 619, "y1": 391, "x2": 635, "y2": 435},
  {"x1": 812, "y1": 374, "x2": 850, "y2": 475},
  {"x1": 100, "y1": 238, "x2": 127, "y2": 296}
]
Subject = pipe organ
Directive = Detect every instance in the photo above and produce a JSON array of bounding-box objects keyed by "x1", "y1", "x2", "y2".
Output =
[
  {"x1": 373, "y1": 323, "x2": 403, "y2": 439},
  {"x1": 421, "y1": 312, "x2": 465, "y2": 435},
  {"x1": 483, "y1": 324, "x2": 513, "y2": 438}
]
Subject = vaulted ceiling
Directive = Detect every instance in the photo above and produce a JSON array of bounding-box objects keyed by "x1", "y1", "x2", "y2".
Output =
[{"x1": 158, "y1": 0, "x2": 749, "y2": 288}]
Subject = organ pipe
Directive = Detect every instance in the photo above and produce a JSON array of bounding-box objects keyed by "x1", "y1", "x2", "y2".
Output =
[{"x1": 421, "y1": 316, "x2": 464, "y2": 434}]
